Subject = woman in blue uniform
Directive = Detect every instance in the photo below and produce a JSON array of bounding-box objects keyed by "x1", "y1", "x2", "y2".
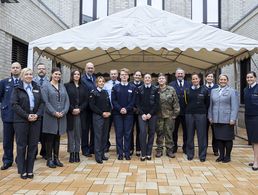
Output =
[
  {"x1": 11, "y1": 68, "x2": 43, "y2": 179},
  {"x1": 244, "y1": 71, "x2": 258, "y2": 170},
  {"x1": 89, "y1": 76, "x2": 111, "y2": 164}
]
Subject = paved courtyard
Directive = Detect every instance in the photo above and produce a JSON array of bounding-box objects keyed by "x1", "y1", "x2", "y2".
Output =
[{"x1": 0, "y1": 128, "x2": 257, "y2": 195}]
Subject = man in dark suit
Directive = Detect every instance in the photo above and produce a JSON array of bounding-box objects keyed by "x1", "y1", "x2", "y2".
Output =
[
  {"x1": 169, "y1": 68, "x2": 190, "y2": 154},
  {"x1": 81, "y1": 62, "x2": 96, "y2": 157},
  {"x1": 0, "y1": 62, "x2": 21, "y2": 170},
  {"x1": 33, "y1": 63, "x2": 49, "y2": 159}
]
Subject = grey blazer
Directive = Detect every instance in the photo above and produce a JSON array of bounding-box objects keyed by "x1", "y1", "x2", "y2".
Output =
[
  {"x1": 33, "y1": 76, "x2": 49, "y2": 87},
  {"x1": 41, "y1": 82, "x2": 70, "y2": 135},
  {"x1": 208, "y1": 85, "x2": 239, "y2": 124}
]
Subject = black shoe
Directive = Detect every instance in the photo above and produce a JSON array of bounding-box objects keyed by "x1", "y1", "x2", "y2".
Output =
[
  {"x1": 200, "y1": 159, "x2": 206, "y2": 162},
  {"x1": 27, "y1": 173, "x2": 34, "y2": 179},
  {"x1": 102, "y1": 156, "x2": 108, "y2": 161},
  {"x1": 1, "y1": 163, "x2": 12, "y2": 170},
  {"x1": 130, "y1": 150, "x2": 134, "y2": 156},
  {"x1": 155, "y1": 151, "x2": 163, "y2": 158},
  {"x1": 75, "y1": 152, "x2": 80, "y2": 162},
  {"x1": 146, "y1": 156, "x2": 152, "y2": 161},
  {"x1": 252, "y1": 167, "x2": 258, "y2": 171},
  {"x1": 125, "y1": 156, "x2": 131, "y2": 160},
  {"x1": 47, "y1": 160, "x2": 56, "y2": 168},
  {"x1": 82, "y1": 152, "x2": 92, "y2": 157},
  {"x1": 216, "y1": 157, "x2": 223, "y2": 162},
  {"x1": 20, "y1": 173, "x2": 27, "y2": 179},
  {"x1": 140, "y1": 157, "x2": 145, "y2": 161},
  {"x1": 187, "y1": 156, "x2": 193, "y2": 161},
  {"x1": 222, "y1": 157, "x2": 231, "y2": 163},
  {"x1": 166, "y1": 151, "x2": 175, "y2": 158},
  {"x1": 172, "y1": 146, "x2": 178, "y2": 153},
  {"x1": 96, "y1": 160, "x2": 103, "y2": 164},
  {"x1": 54, "y1": 158, "x2": 64, "y2": 167},
  {"x1": 136, "y1": 151, "x2": 141, "y2": 157},
  {"x1": 214, "y1": 152, "x2": 219, "y2": 156},
  {"x1": 248, "y1": 162, "x2": 254, "y2": 167},
  {"x1": 69, "y1": 153, "x2": 75, "y2": 163},
  {"x1": 118, "y1": 155, "x2": 123, "y2": 160}
]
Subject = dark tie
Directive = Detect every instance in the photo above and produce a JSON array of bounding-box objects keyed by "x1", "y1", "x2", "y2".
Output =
[
  {"x1": 208, "y1": 85, "x2": 211, "y2": 88},
  {"x1": 40, "y1": 78, "x2": 44, "y2": 86},
  {"x1": 112, "y1": 81, "x2": 116, "y2": 86},
  {"x1": 14, "y1": 78, "x2": 19, "y2": 85},
  {"x1": 179, "y1": 80, "x2": 182, "y2": 87},
  {"x1": 26, "y1": 85, "x2": 31, "y2": 91}
]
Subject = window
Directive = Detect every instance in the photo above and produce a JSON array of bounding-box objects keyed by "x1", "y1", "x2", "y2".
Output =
[
  {"x1": 192, "y1": 0, "x2": 220, "y2": 28},
  {"x1": 12, "y1": 39, "x2": 28, "y2": 68},
  {"x1": 240, "y1": 58, "x2": 251, "y2": 104}
]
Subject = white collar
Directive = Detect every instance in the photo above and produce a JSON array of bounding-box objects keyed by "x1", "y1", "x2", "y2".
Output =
[
  {"x1": 121, "y1": 82, "x2": 128, "y2": 86},
  {"x1": 206, "y1": 83, "x2": 214, "y2": 88},
  {"x1": 191, "y1": 85, "x2": 200, "y2": 90},
  {"x1": 97, "y1": 87, "x2": 102, "y2": 92},
  {"x1": 250, "y1": 82, "x2": 257, "y2": 88},
  {"x1": 144, "y1": 84, "x2": 151, "y2": 88},
  {"x1": 134, "y1": 81, "x2": 141, "y2": 85},
  {"x1": 177, "y1": 79, "x2": 184, "y2": 85}
]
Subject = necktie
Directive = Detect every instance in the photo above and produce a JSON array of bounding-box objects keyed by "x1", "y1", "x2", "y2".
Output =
[
  {"x1": 179, "y1": 80, "x2": 182, "y2": 87},
  {"x1": 112, "y1": 81, "x2": 116, "y2": 86},
  {"x1": 15, "y1": 79, "x2": 19, "y2": 85},
  {"x1": 40, "y1": 78, "x2": 44, "y2": 86},
  {"x1": 90, "y1": 76, "x2": 93, "y2": 82},
  {"x1": 208, "y1": 85, "x2": 211, "y2": 88},
  {"x1": 26, "y1": 85, "x2": 35, "y2": 110}
]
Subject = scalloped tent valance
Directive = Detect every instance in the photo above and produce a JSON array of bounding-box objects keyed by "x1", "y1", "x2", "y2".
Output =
[{"x1": 27, "y1": 5, "x2": 258, "y2": 73}]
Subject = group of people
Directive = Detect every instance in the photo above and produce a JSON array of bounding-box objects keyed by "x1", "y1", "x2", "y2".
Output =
[{"x1": 0, "y1": 61, "x2": 258, "y2": 180}]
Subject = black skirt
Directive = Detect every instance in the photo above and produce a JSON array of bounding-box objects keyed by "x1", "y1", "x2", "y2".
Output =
[
  {"x1": 213, "y1": 123, "x2": 235, "y2": 141},
  {"x1": 245, "y1": 115, "x2": 258, "y2": 144}
]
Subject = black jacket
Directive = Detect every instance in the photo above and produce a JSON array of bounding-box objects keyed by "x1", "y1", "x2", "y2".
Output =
[
  {"x1": 65, "y1": 82, "x2": 88, "y2": 131},
  {"x1": 11, "y1": 81, "x2": 44, "y2": 123},
  {"x1": 89, "y1": 89, "x2": 111, "y2": 115},
  {"x1": 136, "y1": 85, "x2": 159, "y2": 115}
]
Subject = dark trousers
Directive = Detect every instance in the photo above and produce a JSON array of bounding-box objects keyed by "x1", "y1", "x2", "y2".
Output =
[
  {"x1": 81, "y1": 111, "x2": 94, "y2": 155},
  {"x1": 93, "y1": 114, "x2": 109, "y2": 161},
  {"x1": 206, "y1": 120, "x2": 218, "y2": 153},
  {"x1": 45, "y1": 133, "x2": 61, "y2": 160},
  {"x1": 105, "y1": 114, "x2": 113, "y2": 152},
  {"x1": 2, "y1": 122, "x2": 15, "y2": 164},
  {"x1": 130, "y1": 114, "x2": 141, "y2": 152},
  {"x1": 36, "y1": 119, "x2": 46, "y2": 157},
  {"x1": 138, "y1": 115, "x2": 157, "y2": 157},
  {"x1": 217, "y1": 140, "x2": 233, "y2": 160},
  {"x1": 113, "y1": 114, "x2": 133, "y2": 157},
  {"x1": 173, "y1": 115, "x2": 187, "y2": 152},
  {"x1": 185, "y1": 114, "x2": 207, "y2": 160},
  {"x1": 14, "y1": 121, "x2": 40, "y2": 174}
]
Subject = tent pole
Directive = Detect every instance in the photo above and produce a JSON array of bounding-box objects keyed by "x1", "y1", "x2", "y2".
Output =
[{"x1": 33, "y1": 50, "x2": 44, "y2": 69}]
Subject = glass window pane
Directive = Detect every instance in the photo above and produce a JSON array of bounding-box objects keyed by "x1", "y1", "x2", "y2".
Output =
[
  {"x1": 137, "y1": 0, "x2": 147, "y2": 6},
  {"x1": 207, "y1": 0, "x2": 218, "y2": 23},
  {"x1": 83, "y1": 0, "x2": 93, "y2": 17},
  {"x1": 97, "y1": 0, "x2": 108, "y2": 18},
  {"x1": 192, "y1": 0, "x2": 203, "y2": 23},
  {"x1": 152, "y1": 0, "x2": 162, "y2": 10}
]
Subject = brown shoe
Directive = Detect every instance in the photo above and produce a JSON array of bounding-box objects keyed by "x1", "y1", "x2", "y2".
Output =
[
  {"x1": 166, "y1": 151, "x2": 175, "y2": 158},
  {"x1": 155, "y1": 151, "x2": 163, "y2": 158}
]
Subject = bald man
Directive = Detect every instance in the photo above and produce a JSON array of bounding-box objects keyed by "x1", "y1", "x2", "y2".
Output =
[
  {"x1": 0, "y1": 62, "x2": 21, "y2": 170},
  {"x1": 81, "y1": 62, "x2": 97, "y2": 156}
]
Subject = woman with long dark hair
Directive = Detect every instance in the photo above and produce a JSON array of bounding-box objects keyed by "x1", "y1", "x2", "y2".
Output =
[
  {"x1": 65, "y1": 70, "x2": 88, "y2": 163},
  {"x1": 41, "y1": 67, "x2": 69, "y2": 168}
]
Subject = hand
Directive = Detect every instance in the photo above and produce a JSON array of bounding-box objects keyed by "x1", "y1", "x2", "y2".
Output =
[
  {"x1": 146, "y1": 114, "x2": 151, "y2": 119},
  {"x1": 28, "y1": 114, "x2": 37, "y2": 122},
  {"x1": 142, "y1": 114, "x2": 147, "y2": 121},
  {"x1": 120, "y1": 108, "x2": 127, "y2": 115},
  {"x1": 103, "y1": 112, "x2": 111, "y2": 118},
  {"x1": 72, "y1": 108, "x2": 80, "y2": 115},
  {"x1": 229, "y1": 120, "x2": 235, "y2": 125}
]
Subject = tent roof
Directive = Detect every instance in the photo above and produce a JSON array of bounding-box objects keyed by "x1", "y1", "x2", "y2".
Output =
[{"x1": 28, "y1": 5, "x2": 258, "y2": 73}]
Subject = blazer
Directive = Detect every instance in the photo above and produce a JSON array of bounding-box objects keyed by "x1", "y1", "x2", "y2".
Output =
[
  {"x1": 11, "y1": 81, "x2": 44, "y2": 123},
  {"x1": 0, "y1": 77, "x2": 20, "y2": 122},
  {"x1": 81, "y1": 73, "x2": 96, "y2": 93},
  {"x1": 208, "y1": 85, "x2": 239, "y2": 124},
  {"x1": 33, "y1": 76, "x2": 49, "y2": 87},
  {"x1": 111, "y1": 83, "x2": 136, "y2": 115},
  {"x1": 65, "y1": 82, "x2": 88, "y2": 131},
  {"x1": 41, "y1": 82, "x2": 70, "y2": 135},
  {"x1": 136, "y1": 85, "x2": 159, "y2": 115},
  {"x1": 169, "y1": 80, "x2": 191, "y2": 115}
]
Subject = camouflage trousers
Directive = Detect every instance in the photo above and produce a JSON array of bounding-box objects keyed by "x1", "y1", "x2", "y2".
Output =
[{"x1": 156, "y1": 117, "x2": 175, "y2": 152}]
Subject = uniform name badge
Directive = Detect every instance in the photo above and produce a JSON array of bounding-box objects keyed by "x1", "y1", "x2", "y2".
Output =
[{"x1": 128, "y1": 90, "x2": 132, "y2": 93}]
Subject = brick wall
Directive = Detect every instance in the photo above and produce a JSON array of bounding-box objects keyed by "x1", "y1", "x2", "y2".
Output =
[
  {"x1": 165, "y1": 0, "x2": 191, "y2": 18},
  {"x1": 108, "y1": 0, "x2": 135, "y2": 15}
]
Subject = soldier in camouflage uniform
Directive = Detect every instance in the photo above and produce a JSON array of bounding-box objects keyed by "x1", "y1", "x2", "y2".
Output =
[{"x1": 156, "y1": 73, "x2": 180, "y2": 158}]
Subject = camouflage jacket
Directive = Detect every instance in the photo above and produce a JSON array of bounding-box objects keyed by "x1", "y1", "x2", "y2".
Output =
[{"x1": 158, "y1": 85, "x2": 180, "y2": 118}]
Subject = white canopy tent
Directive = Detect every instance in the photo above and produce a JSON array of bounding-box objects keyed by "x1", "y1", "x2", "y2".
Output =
[{"x1": 28, "y1": 5, "x2": 258, "y2": 74}]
